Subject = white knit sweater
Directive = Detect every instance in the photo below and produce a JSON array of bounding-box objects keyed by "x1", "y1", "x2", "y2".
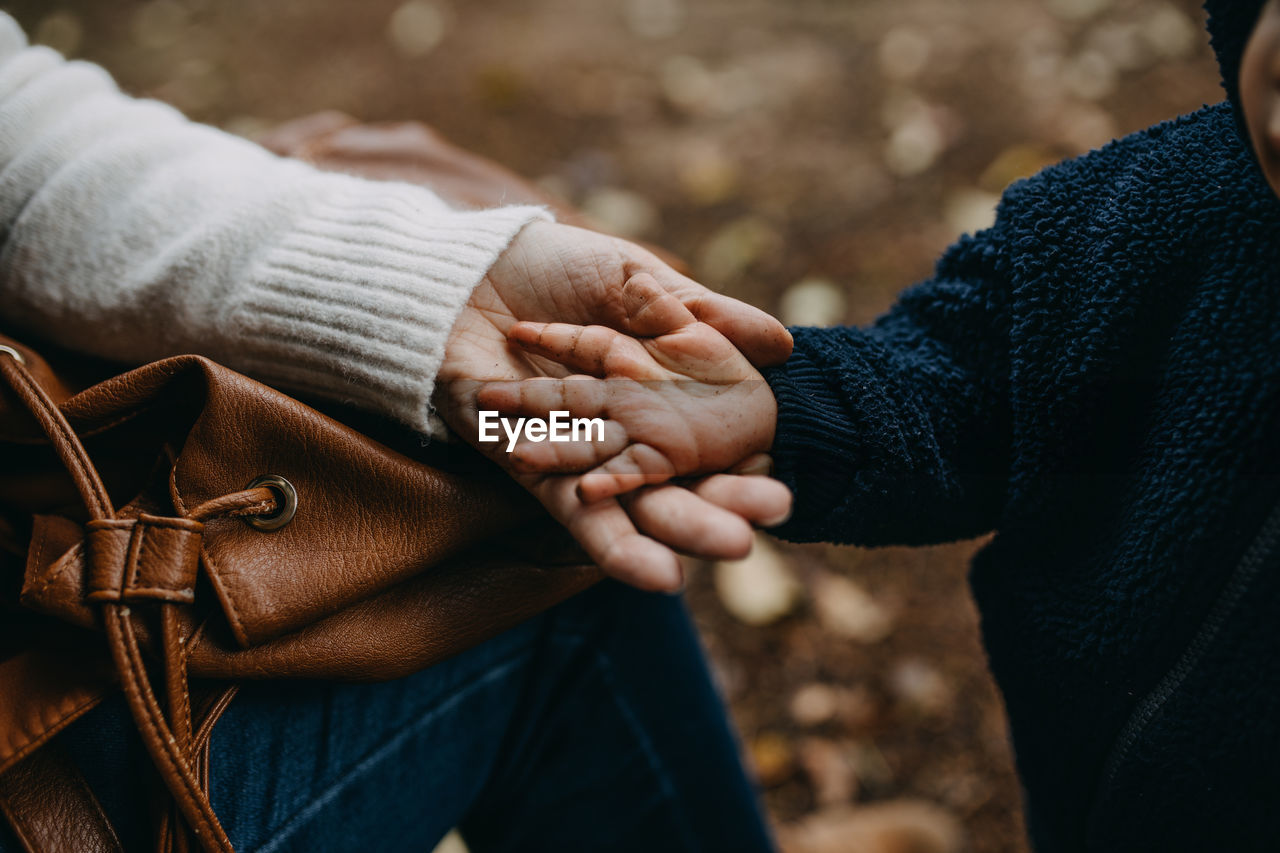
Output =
[{"x1": 0, "y1": 12, "x2": 548, "y2": 434}]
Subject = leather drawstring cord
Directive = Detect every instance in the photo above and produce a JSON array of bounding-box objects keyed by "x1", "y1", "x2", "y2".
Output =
[{"x1": 1, "y1": 350, "x2": 270, "y2": 853}]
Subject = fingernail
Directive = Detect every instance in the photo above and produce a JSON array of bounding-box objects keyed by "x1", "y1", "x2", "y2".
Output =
[
  {"x1": 760, "y1": 508, "x2": 792, "y2": 528},
  {"x1": 663, "y1": 560, "x2": 686, "y2": 593}
]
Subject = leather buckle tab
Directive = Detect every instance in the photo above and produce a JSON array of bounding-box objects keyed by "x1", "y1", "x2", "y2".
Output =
[{"x1": 85, "y1": 515, "x2": 203, "y2": 604}]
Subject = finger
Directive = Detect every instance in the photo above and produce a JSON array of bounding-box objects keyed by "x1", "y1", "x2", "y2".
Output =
[
  {"x1": 530, "y1": 476, "x2": 683, "y2": 591},
  {"x1": 624, "y1": 485, "x2": 754, "y2": 561},
  {"x1": 476, "y1": 376, "x2": 609, "y2": 421},
  {"x1": 508, "y1": 323, "x2": 663, "y2": 379},
  {"x1": 676, "y1": 288, "x2": 794, "y2": 368},
  {"x1": 577, "y1": 444, "x2": 678, "y2": 503},
  {"x1": 475, "y1": 379, "x2": 631, "y2": 472},
  {"x1": 622, "y1": 272, "x2": 697, "y2": 336},
  {"x1": 727, "y1": 453, "x2": 774, "y2": 477},
  {"x1": 508, "y1": 419, "x2": 629, "y2": 473},
  {"x1": 689, "y1": 474, "x2": 793, "y2": 528}
]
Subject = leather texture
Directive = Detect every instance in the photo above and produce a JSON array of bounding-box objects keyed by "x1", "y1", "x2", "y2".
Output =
[
  {"x1": 0, "y1": 745, "x2": 123, "y2": 853},
  {"x1": 0, "y1": 116, "x2": 606, "y2": 852},
  {"x1": 9, "y1": 353, "x2": 584, "y2": 647}
]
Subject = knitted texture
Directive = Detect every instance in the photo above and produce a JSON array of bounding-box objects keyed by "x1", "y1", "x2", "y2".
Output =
[
  {"x1": 0, "y1": 13, "x2": 548, "y2": 435},
  {"x1": 766, "y1": 2, "x2": 1280, "y2": 849}
]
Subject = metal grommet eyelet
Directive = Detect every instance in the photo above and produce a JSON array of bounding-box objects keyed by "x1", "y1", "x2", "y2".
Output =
[
  {"x1": 0, "y1": 345, "x2": 26, "y2": 365},
  {"x1": 244, "y1": 475, "x2": 297, "y2": 531}
]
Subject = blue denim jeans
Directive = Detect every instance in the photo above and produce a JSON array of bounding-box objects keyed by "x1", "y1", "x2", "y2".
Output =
[{"x1": 2, "y1": 582, "x2": 774, "y2": 852}]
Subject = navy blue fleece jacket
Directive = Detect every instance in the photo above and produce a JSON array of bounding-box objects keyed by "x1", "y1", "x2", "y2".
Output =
[{"x1": 765, "y1": 2, "x2": 1280, "y2": 850}]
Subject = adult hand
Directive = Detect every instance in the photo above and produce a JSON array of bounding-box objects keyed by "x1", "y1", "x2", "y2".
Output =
[
  {"x1": 485, "y1": 221, "x2": 792, "y2": 364},
  {"x1": 433, "y1": 220, "x2": 792, "y2": 591}
]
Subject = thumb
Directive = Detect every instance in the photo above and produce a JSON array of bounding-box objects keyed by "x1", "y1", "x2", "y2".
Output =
[
  {"x1": 622, "y1": 272, "x2": 697, "y2": 336},
  {"x1": 646, "y1": 263, "x2": 793, "y2": 366},
  {"x1": 689, "y1": 292, "x2": 794, "y2": 367}
]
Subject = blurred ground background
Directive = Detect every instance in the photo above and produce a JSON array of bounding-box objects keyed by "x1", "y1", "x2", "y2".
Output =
[{"x1": 3, "y1": 0, "x2": 1223, "y2": 849}]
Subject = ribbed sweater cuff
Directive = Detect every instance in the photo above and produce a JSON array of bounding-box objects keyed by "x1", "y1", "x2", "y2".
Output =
[
  {"x1": 226, "y1": 182, "x2": 550, "y2": 436},
  {"x1": 763, "y1": 328, "x2": 869, "y2": 541}
]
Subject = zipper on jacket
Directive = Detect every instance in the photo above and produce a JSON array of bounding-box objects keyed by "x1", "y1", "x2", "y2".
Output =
[{"x1": 1092, "y1": 498, "x2": 1280, "y2": 811}]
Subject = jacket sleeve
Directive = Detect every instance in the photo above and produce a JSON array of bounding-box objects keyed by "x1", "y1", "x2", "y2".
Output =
[
  {"x1": 0, "y1": 13, "x2": 547, "y2": 436},
  {"x1": 764, "y1": 226, "x2": 1013, "y2": 546}
]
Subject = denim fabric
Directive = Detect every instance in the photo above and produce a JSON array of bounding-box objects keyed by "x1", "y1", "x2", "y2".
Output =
[{"x1": 2, "y1": 582, "x2": 773, "y2": 852}]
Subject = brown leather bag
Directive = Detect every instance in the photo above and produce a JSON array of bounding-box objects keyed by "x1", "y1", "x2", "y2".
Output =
[{"x1": 0, "y1": 116, "x2": 612, "y2": 852}]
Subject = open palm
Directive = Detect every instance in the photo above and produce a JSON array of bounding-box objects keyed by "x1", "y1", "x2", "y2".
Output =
[{"x1": 433, "y1": 221, "x2": 792, "y2": 591}]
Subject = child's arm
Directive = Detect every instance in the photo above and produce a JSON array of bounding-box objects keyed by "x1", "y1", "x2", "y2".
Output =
[{"x1": 765, "y1": 232, "x2": 1012, "y2": 546}]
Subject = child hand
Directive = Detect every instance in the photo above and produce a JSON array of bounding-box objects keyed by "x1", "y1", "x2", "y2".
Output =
[
  {"x1": 435, "y1": 222, "x2": 790, "y2": 590},
  {"x1": 476, "y1": 277, "x2": 777, "y2": 502}
]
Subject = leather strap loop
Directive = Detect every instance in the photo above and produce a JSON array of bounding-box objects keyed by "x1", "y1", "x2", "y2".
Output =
[{"x1": 86, "y1": 516, "x2": 204, "y2": 605}]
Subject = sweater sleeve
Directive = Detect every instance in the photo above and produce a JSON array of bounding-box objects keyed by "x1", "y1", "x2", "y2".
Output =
[
  {"x1": 764, "y1": 226, "x2": 1013, "y2": 547},
  {"x1": 0, "y1": 13, "x2": 548, "y2": 436}
]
